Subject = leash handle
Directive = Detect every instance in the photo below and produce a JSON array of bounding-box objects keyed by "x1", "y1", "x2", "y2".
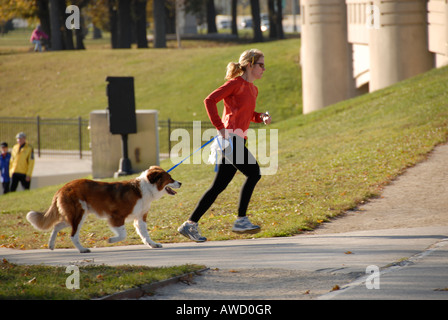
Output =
[
  {"x1": 262, "y1": 111, "x2": 270, "y2": 124},
  {"x1": 214, "y1": 135, "x2": 233, "y2": 172}
]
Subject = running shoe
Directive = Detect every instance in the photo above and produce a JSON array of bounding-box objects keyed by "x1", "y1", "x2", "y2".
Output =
[
  {"x1": 178, "y1": 221, "x2": 207, "y2": 242},
  {"x1": 232, "y1": 216, "x2": 261, "y2": 234}
]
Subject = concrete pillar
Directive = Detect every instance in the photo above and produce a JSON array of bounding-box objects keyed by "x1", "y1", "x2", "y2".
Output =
[
  {"x1": 300, "y1": 0, "x2": 355, "y2": 114},
  {"x1": 369, "y1": 0, "x2": 434, "y2": 92},
  {"x1": 428, "y1": 0, "x2": 448, "y2": 67},
  {"x1": 346, "y1": 0, "x2": 373, "y2": 93},
  {"x1": 90, "y1": 110, "x2": 159, "y2": 179}
]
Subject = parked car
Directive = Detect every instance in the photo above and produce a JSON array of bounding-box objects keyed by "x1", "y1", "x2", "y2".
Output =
[
  {"x1": 241, "y1": 15, "x2": 270, "y2": 31},
  {"x1": 241, "y1": 18, "x2": 252, "y2": 29},
  {"x1": 220, "y1": 20, "x2": 231, "y2": 29},
  {"x1": 261, "y1": 14, "x2": 269, "y2": 32}
]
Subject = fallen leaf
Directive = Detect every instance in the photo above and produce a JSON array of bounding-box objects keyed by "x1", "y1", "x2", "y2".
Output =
[
  {"x1": 331, "y1": 285, "x2": 340, "y2": 291},
  {"x1": 27, "y1": 277, "x2": 37, "y2": 284},
  {"x1": 179, "y1": 274, "x2": 195, "y2": 285},
  {"x1": 344, "y1": 251, "x2": 353, "y2": 254}
]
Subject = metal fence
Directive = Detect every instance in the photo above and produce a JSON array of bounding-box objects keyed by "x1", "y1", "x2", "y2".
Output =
[
  {"x1": 158, "y1": 119, "x2": 216, "y2": 154},
  {"x1": 1, "y1": 116, "x2": 264, "y2": 158},
  {"x1": 0, "y1": 116, "x2": 90, "y2": 159}
]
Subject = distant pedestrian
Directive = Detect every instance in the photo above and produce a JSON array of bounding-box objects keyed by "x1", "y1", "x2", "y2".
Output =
[
  {"x1": 10, "y1": 132, "x2": 35, "y2": 192},
  {"x1": 30, "y1": 25, "x2": 48, "y2": 52},
  {"x1": 1, "y1": 142, "x2": 11, "y2": 194}
]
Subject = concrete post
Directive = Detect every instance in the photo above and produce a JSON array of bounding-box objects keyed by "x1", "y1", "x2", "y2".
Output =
[
  {"x1": 300, "y1": 0, "x2": 355, "y2": 114},
  {"x1": 90, "y1": 110, "x2": 159, "y2": 179},
  {"x1": 369, "y1": 0, "x2": 434, "y2": 92}
]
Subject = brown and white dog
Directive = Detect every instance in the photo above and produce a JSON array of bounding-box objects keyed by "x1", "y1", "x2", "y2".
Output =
[{"x1": 26, "y1": 166, "x2": 181, "y2": 253}]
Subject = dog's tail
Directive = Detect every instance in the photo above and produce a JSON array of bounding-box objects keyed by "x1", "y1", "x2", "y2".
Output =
[{"x1": 27, "y1": 192, "x2": 62, "y2": 231}]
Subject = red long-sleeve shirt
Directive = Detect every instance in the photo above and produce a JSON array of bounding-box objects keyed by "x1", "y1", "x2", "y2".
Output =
[{"x1": 204, "y1": 76, "x2": 263, "y2": 139}]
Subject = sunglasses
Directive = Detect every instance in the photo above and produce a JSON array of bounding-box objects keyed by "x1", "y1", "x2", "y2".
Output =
[{"x1": 254, "y1": 62, "x2": 265, "y2": 69}]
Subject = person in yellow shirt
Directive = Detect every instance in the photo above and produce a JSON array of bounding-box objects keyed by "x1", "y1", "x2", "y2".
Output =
[{"x1": 10, "y1": 132, "x2": 35, "y2": 191}]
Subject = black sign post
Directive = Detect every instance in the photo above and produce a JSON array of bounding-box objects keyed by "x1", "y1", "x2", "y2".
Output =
[{"x1": 106, "y1": 76, "x2": 137, "y2": 177}]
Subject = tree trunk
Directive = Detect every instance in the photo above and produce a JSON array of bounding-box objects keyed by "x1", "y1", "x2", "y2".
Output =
[
  {"x1": 36, "y1": 0, "x2": 51, "y2": 49},
  {"x1": 108, "y1": 0, "x2": 118, "y2": 48},
  {"x1": 250, "y1": 0, "x2": 263, "y2": 42},
  {"x1": 133, "y1": 0, "x2": 148, "y2": 48},
  {"x1": 117, "y1": 0, "x2": 132, "y2": 48},
  {"x1": 93, "y1": 26, "x2": 102, "y2": 39},
  {"x1": 59, "y1": 2, "x2": 73, "y2": 50},
  {"x1": 275, "y1": 0, "x2": 284, "y2": 39},
  {"x1": 75, "y1": 15, "x2": 86, "y2": 50},
  {"x1": 268, "y1": 0, "x2": 277, "y2": 39},
  {"x1": 49, "y1": 0, "x2": 62, "y2": 50},
  {"x1": 153, "y1": 0, "x2": 166, "y2": 48},
  {"x1": 231, "y1": 0, "x2": 238, "y2": 37},
  {"x1": 206, "y1": 0, "x2": 217, "y2": 34}
]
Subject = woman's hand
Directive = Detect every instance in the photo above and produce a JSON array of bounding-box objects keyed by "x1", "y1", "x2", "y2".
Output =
[{"x1": 261, "y1": 113, "x2": 271, "y2": 125}]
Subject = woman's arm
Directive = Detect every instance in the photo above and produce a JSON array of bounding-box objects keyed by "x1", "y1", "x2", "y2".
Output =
[{"x1": 204, "y1": 80, "x2": 238, "y2": 131}]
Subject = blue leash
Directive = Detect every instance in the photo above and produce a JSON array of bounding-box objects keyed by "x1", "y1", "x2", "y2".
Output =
[{"x1": 166, "y1": 135, "x2": 219, "y2": 173}]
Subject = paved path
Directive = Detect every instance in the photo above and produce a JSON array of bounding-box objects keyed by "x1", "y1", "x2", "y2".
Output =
[
  {"x1": 2, "y1": 226, "x2": 447, "y2": 300},
  {"x1": 2, "y1": 144, "x2": 448, "y2": 300}
]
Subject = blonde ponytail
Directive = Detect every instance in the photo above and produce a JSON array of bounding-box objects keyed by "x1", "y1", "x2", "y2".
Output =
[
  {"x1": 225, "y1": 49, "x2": 264, "y2": 80},
  {"x1": 225, "y1": 62, "x2": 243, "y2": 80}
]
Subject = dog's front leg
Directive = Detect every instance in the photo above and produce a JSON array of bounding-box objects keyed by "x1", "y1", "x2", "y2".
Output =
[{"x1": 133, "y1": 219, "x2": 162, "y2": 248}]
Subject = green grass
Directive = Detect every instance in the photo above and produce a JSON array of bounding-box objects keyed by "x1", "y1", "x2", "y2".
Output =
[
  {"x1": 0, "y1": 28, "x2": 300, "y2": 154},
  {"x1": 0, "y1": 258, "x2": 204, "y2": 300},
  {"x1": 0, "y1": 29, "x2": 447, "y2": 250},
  {"x1": 1, "y1": 27, "x2": 447, "y2": 301},
  {"x1": 0, "y1": 31, "x2": 301, "y2": 121},
  {"x1": 1, "y1": 64, "x2": 448, "y2": 250},
  {"x1": 0, "y1": 31, "x2": 301, "y2": 299}
]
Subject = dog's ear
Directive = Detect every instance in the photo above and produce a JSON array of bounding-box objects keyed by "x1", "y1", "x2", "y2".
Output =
[{"x1": 147, "y1": 169, "x2": 162, "y2": 184}]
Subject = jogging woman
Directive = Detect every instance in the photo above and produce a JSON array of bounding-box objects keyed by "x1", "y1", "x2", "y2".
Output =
[{"x1": 178, "y1": 49, "x2": 271, "y2": 242}]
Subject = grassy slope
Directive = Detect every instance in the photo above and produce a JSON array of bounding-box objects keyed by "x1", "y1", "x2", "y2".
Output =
[
  {"x1": 1, "y1": 37, "x2": 448, "y2": 250},
  {"x1": 0, "y1": 39, "x2": 301, "y2": 120}
]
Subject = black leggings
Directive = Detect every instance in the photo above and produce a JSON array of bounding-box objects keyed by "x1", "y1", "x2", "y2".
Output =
[{"x1": 189, "y1": 135, "x2": 261, "y2": 223}]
